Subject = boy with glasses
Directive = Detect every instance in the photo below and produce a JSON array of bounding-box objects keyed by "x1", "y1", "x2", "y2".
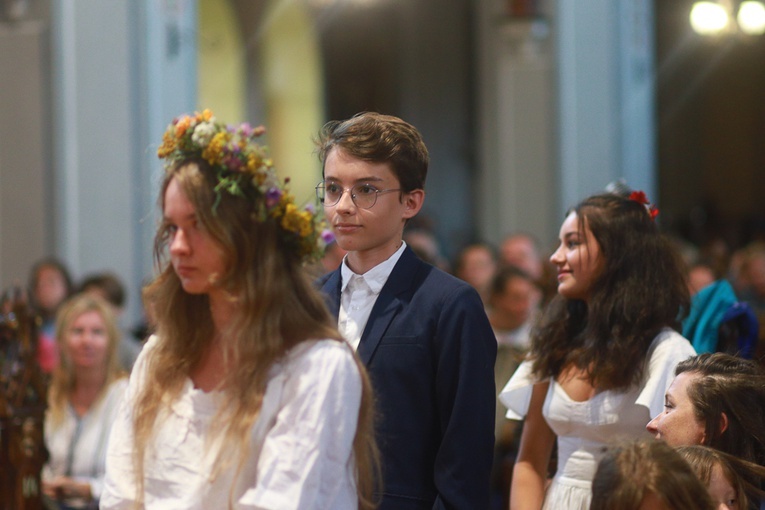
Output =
[{"x1": 316, "y1": 112, "x2": 497, "y2": 510}]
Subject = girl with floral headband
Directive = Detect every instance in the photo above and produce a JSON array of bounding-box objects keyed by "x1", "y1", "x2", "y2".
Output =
[
  {"x1": 101, "y1": 110, "x2": 379, "y2": 509},
  {"x1": 499, "y1": 191, "x2": 696, "y2": 509}
]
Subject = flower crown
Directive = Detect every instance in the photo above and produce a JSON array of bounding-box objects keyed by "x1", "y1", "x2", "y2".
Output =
[
  {"x1": 157, "y1": 109, "x2": 333, "y2": 262},
  {"x1": 629, "y1": 190, "x2": 659, "y2": 220}
]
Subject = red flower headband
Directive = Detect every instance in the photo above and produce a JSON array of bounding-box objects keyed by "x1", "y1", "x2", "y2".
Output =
[{"x1": 629, "y1": 190, "x2": 659, "y2": 220}]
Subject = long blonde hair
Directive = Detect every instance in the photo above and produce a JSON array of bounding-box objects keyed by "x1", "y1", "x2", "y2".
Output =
[
  {"x1": 47, "y1": 293, "x2": 125, "y2": 427},
  {"x1": 133, "y1": 159, "x2": 379, "y2": 508}
]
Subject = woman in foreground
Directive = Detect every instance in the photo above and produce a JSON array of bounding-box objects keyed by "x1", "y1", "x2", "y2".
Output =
[{"x1": 101, "y1": 110, "x2": 378, "y2": 509}]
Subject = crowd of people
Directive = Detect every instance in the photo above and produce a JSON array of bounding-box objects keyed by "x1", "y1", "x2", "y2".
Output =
[{"x1": 18, "y1": 110, "x2": 765, "y2": 509}]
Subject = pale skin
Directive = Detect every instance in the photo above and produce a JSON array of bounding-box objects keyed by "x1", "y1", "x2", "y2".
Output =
[
  {"x1": 708, "y1": 464, "x2": 738, "y2": 510},
  {"x1": 510, "y1": 212, "x2": 603, "y2": 510},
  {"x1": 645, "y1": 372, "x2": 710, "y2": 446},
  {"x1": 164, "y1": 177, "x2": 235, "y2": 392},
  {"x1": 323, "y1": 147, "x2": 424, "y2": 275}
]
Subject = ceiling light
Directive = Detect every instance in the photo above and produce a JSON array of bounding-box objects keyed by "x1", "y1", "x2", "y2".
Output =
[
  {"x1": 690, "y1": 1, "x2": 730, "y2": 35},
  {"x1": 737, "y1": 1, "x2": 765, "y2": 34}
]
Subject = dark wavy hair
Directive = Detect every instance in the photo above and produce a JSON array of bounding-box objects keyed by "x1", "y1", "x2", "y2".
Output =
[
  {"x1": 530, "y1": 193, "x2": 690, "y2": 390},
  {"x1": 676, "y1": 353, "x2": 765, "y2": 468}
]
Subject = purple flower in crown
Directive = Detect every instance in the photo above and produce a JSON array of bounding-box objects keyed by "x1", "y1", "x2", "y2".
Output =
[
  {"x1": 321, "y1": 229, "x2": 335, "y2": 244},
  {"x1": 304, "y1": 203, "x2": 316, "y2": 214},
  {"x1": 239, "y1": 122, "x2": 254, "y2": 138},
  {"x1": 223, "y1": 152, "x2": 243, "y2": 172},
  {"x1": 265, "y1": 187, "x2": 282, "y2": 209}
]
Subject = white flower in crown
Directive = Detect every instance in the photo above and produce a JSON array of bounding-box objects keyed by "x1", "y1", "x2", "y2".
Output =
[
  {"x1": 191, "y1": 121, "x2": 217, "y2": 146},
  {"x1": 257, "y1": 172, "x2": 281, "y2": 196}
]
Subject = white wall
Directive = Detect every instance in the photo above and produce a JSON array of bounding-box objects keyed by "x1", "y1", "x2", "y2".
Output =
[
  {"x1": 475, "y1": 0, "x2": 657, "y2": 251},
  {"x1": 476, "y1": 1, "x2": 557, "y2": 249},
  {"x1": 51, "y1": 0, "x2": 197, "y2": 326},
  {"x1": 556, "y1": 0, "x2": 656, "y2": 218}
]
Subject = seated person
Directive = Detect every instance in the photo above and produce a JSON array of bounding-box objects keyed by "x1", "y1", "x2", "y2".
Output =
[
  {"x1": 28, "y1": 258, "x2": 74, "y2": 373},
  {"x1": 43, "y1": 294, "x2": 128, "y2": 509},
  {"x1": 677, "y1": 445, "x2": 765, "y2": 510},
  {"x1": 646, "y1": 352, "x2": 765, "y2": 467},
  {"x1": 590, "y1": 438, "x2": 715, "y2": 510}
]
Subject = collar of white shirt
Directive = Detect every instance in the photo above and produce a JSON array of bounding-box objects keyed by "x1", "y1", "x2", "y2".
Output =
[{"x1": 340, "y1": 241, "x2": 407, "y2": 294}]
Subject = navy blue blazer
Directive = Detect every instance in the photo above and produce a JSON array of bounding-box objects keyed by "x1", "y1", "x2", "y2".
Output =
[{"x1": 319, "y1": 246, "x2": 497, "y2": 509}]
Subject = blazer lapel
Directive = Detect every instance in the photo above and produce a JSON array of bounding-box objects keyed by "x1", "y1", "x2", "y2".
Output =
[
  {"x1": 356, "y1": 247, "x2": 422, "y2": 364},
  {"x1": 356, "y1": 291, "x2": 402, "y2": 364}
]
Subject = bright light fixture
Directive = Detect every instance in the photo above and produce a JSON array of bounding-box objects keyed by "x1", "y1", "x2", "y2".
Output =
[
  {"x1": 738, "y1": 1, "x2": 765, "y2": 34},
  {"x1": 690, "y1": 1, "x2": 730, "y2": 35}
]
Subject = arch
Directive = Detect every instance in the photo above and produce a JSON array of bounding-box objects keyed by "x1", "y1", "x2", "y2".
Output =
[{"x1": 203, "y1": 0, "x2": 325, "y2": 204}]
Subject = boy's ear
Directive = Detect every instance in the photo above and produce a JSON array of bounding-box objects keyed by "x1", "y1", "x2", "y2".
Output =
[{"x1": 402, "y1": 189, "x2": 425, "y2": 219}]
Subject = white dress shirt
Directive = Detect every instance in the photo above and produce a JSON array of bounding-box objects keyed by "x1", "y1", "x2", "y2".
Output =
[{"x1": 339, "y1": 242, "x2": 406, "y2": 350}]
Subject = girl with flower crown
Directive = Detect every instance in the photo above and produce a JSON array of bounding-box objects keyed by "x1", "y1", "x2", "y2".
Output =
[
  {"x1": 498, "y1": 191, "x2": 696, "y2": 510},
  {"x1": 100, "y1": 111, "x2": 379, "y2": 510}
]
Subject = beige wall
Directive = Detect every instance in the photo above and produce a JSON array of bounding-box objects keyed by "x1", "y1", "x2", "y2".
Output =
[
  {"x1": 0, "y1": 20, "x2": 51, "y2": 290},
  {"x1": 198, "y1": 0, "x2": 246, "y2": 123}
]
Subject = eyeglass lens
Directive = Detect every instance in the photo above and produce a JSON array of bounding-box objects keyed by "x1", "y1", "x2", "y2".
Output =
[{"x1": 317, "y1": 183, "x2": 380, "y2": 209}]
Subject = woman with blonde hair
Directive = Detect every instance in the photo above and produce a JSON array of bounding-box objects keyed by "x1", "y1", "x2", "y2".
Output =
[
  {"x1": 43, "y1": 293, "x2": 128, "y2": 509},
  {"x1": 101, "y1": 110, "x2": 379, "y2": 509}
]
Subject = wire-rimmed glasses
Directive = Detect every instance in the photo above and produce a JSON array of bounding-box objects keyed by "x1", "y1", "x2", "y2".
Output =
[{"x1": 315, "y1": 182, "x2": 402, "y2": 209}]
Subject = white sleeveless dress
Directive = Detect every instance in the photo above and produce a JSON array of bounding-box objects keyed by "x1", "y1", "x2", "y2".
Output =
[{"x1": 498, "y1": 328, "x2": 696, "y2": 510}]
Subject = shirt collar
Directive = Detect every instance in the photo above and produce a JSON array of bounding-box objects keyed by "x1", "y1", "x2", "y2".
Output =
[{"x1": 340, "y1": 241, "x2": 407, "y2": 294}]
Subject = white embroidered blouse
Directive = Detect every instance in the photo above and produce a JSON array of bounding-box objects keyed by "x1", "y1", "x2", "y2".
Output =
[{"x1": 101, "y1": 336, "x2": 362, "y2": 510}]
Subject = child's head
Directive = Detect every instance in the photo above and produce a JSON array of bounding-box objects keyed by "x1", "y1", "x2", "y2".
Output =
[
  {"x1": 316, "y1": 111, "x2": 429, "y2": 193},
  {"x1": 676, "y1": 445, "x2": 745, "y2": 510},
  {"x1": 590, "y1": 439, "x2": 715, "y2": 510},
  {"x1": 315, "y1": 113, "x2": 428, "y2": 268},
  {"x1": 154, "y1": 112, "x2": 331, "y2": 295}
]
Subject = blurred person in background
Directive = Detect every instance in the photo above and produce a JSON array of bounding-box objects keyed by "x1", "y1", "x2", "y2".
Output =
[
  {"x1": 590, "y1": 439, "x2": 715, "y2": 510},
  {"x1": 42, "y1": 293, "x2": 128, "y2": 510},
  {"x1": 488, "y1": 265, "x2": 542, "y2": 510},
  {"x1": 28, "y1": 258, "x2": 74, "y2": 374},
  {"x1": 77, "y1": 272, "x2": 142, "y2": 371},
  {"x1": 454, "y1": 242, "x2": 498, "y2": 305}
]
